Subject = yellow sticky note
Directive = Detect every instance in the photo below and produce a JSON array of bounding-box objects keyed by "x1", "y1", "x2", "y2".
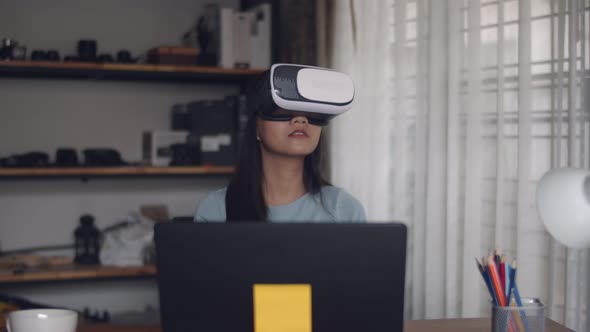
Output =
[{"x1": 253, "y1": 284, "x2": 312, "y2": 332}]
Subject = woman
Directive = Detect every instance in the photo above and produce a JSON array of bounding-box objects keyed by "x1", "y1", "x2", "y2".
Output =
[{"x1": 195, "y1": 64, "x2": 365, "y2": 222}]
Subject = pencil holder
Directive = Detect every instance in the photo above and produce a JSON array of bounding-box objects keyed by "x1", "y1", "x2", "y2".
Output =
[{"x1": 492, "y1": 298, "x2": 545, "y2": 332}]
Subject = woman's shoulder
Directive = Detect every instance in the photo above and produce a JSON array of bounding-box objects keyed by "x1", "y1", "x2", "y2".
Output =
[
  {"x1": 319, "y1": 185, "x2": 359, "y2": 202},
  {"x1": 318, "y1": 186, "x2": 366, "y2": 222},
  {"x1": 198, "y1": 187, "x2": 227, "y2": 208},
  {"x1": 194, "y1": 187, "x2": 227, "y2": 222},
  {"x1": 205, "y1": 187, "x2": 227, "y2": 200}
]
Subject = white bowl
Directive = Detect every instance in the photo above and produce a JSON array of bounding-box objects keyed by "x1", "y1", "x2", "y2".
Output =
[{"x1": 6, "y1": 308, "x2": 78, "y2": 332}]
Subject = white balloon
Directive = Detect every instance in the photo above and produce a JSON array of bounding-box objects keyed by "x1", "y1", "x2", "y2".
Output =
[{"x1": 536, "y1": 167, "x2": 590, "y2": 249}]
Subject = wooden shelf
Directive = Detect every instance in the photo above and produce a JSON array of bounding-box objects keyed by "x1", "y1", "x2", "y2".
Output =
[
  {"x1": 0, "y1": 60, "x2": 264, "y2": 83},
  {"x1": 77, "y1": 325, "x2": 161, "y2": 332},
  {"x1": 0, "y1": 166, "x2": 235, "y2": 178},
  {"x1": 0, "y1": 264, "x2": 156, "y2": 283}
]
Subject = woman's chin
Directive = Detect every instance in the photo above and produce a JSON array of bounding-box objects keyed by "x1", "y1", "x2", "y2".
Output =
[
  {"x1": 269, "y1": 149, "x2": 315, "y2": 159},
  {"x1": 286, "y1": 146, "x2": 317, "y2": 157},
  {"x1": 262, "y1": 142, "x2": 317, "y2": 158}
]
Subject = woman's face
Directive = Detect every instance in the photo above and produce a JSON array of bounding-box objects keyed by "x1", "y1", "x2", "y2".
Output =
[{"x1": 256, "y1": 109, "x2": 323, "y2": 158}]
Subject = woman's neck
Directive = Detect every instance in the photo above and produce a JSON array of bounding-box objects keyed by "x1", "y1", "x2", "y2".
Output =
[{"x1": 261, "y1": 153, "x2": 306, "y2": 206}]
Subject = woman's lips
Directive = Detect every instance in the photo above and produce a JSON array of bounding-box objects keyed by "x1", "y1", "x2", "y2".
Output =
[{"x1": 289, "y1": 130, "x2": 309, "y2": 137}]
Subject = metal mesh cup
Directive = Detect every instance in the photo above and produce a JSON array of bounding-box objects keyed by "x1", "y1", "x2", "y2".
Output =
[{"x1": 492, "y1": 298, "x2": 545, "y2": 332}]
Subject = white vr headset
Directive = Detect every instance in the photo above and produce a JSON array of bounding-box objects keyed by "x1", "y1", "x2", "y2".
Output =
[{"x1": 270, "y1": 63, "x2": 355, "y2": 116}]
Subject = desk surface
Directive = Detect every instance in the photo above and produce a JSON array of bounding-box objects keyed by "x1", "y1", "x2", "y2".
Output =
[
  {"x1": 75, "y1": 318, "x2": 573, "y2": 332},
  {"x1": 404, "y1": 318, "x2": 573, "y2": 332}
]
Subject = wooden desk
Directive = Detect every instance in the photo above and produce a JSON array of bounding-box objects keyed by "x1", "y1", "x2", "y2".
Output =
[
  {"x1": 404, "y1": 318, "x2": 573, "y2": 332},
  {"x1": 75, "y1": 318, "x2": 573, "y2": 332}
]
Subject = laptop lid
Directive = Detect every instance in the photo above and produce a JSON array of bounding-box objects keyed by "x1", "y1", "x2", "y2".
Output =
[{"x1": 154, "y1": 222, "x2": 407, "y2": 332}]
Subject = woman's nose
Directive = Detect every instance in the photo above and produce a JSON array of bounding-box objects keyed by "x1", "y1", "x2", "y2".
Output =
[{"x1": 290, "y1": 116, "x2": 308, "y2": 125}]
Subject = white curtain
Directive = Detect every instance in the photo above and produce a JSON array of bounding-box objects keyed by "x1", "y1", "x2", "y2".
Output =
[{"x1": 318, "y1": 0, "x2": 590, "y2": 330}]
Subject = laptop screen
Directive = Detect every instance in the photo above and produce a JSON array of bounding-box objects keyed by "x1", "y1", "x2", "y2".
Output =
[{"x1": 154, "y1": 222, "x2": 407, "y2": 332}]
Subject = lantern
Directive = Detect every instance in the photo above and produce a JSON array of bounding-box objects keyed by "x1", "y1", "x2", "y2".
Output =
[{"x1": 74, "y1": 214, "x2": 101, "y2": 264}]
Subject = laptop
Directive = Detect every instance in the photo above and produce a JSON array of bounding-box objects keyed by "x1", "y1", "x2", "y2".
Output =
[{"x1": 154, "y1": 222, "x2": 407, "y2": 332}]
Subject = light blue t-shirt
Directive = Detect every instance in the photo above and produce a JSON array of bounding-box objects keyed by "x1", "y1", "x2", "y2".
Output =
[{"x1": 194, "y1": 186, "x2": 366, "y2": 222}]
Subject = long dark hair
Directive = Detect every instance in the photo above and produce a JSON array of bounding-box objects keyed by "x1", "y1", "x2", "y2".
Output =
[{"x1": 225, "y1": 71, "x2": 330, "y2": 222}]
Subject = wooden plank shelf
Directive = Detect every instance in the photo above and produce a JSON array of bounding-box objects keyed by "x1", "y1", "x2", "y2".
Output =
[
  {"x1": 0, "y1": 166, "x2": 235, "y2": 178},
  {"x1": 77, "y1": 325, "x2": 161, "y2": 332},
  {"x1": 0, "y1": 264, "x2": 157, "y2": 283},
  {"x1": 0, "y1": 60, "x2": 264, "y2": 83}
]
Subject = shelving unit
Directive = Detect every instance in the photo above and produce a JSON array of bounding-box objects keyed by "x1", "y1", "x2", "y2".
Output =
[
  {"x1": 0, "y1": 264, "x2": 156, "y2": 283},
  {"x1": 0, "y1": 39, "x2": 253, "y2": 310},
  {"x1": 0, "y1": 61, "x2": 255, "y2": 180},
  {"x1": 0, "y1": 166, "x2": 235, "y2": 179},
  {"x1": 0, "y1": 60, "x2": 265, "y2": 83},
  {"x1": 0, "y1": 61, "x2": 245, "y2": 282}
]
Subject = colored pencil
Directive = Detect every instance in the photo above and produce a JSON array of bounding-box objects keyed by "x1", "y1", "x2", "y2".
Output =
[
  {"x1": 505, "y1": 261, "x2": 512, "y2": 301},
  {"x1": 477, "y1": 257, "x2": 499, "y2": 306},
  {"x1": 494, "y1": 248, "x2": 502, "y2": 269},
  {"x1": 500, "y1": 256, "x2": 506, "y2": 295},
  {"x1": 476, "y1": 259, "x2": 493, "y2": 295},
  {"x1": 487, "y1": 254, "x2": 507, "y2": 306},
  {"x1": 507, "y1": 260, "x2": 517, "y2": 304}
]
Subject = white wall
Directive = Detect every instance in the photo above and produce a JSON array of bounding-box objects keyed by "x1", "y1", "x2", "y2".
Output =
[{"x1": 0, "y1": 0, "x2": 239, "y2": 315}]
